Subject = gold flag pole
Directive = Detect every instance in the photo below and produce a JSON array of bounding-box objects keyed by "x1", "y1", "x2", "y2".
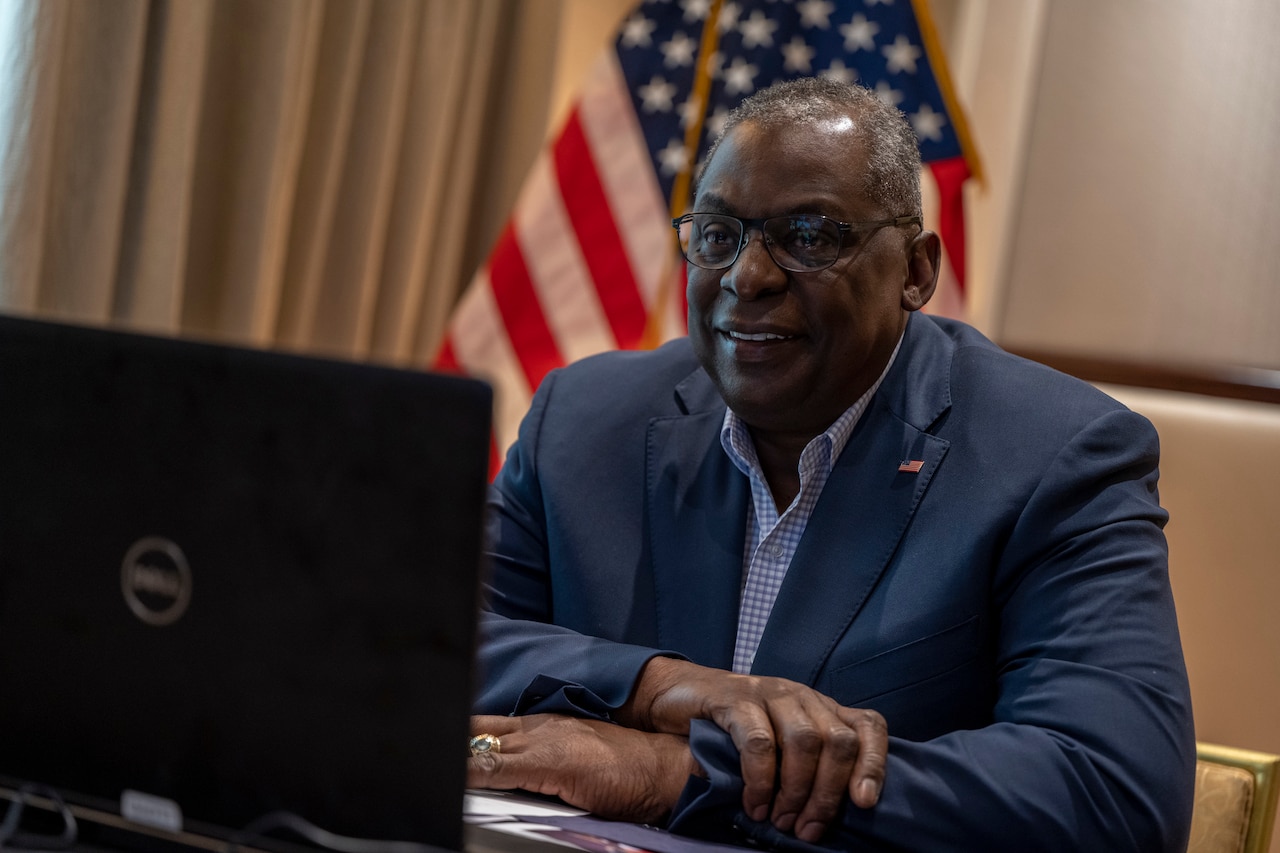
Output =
[{"x1": 641, "y1": 0, "x2": 723, "y2": 349}]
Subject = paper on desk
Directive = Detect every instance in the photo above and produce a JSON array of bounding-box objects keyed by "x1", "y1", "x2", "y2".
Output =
[
  {"x1": 464, "y1": 790, "x2": 587, "y2": 818},
  {"x1": 464, "y1": 791, "x2": 749, "y2": 853}
]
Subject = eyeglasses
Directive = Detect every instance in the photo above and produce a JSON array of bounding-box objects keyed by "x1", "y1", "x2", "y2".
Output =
[{"x1": 671, "y1": 212, "x2": 922, "y2": 273}]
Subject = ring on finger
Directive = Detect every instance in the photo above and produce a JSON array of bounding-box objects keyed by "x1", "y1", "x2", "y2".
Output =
[{"x1": 469, "y1": 733, "x2": 502, "y2": 757}]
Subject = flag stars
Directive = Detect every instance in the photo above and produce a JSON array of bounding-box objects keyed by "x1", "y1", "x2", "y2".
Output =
[
  {"x1": 722, "y1": 56, "x2": 759, "y2": 95},
  {"x1": 820, "y1": 58, "x2": 857, "y2": 85},
  {"x1": 874, "y1": 80, "x2": 903, "y2": 106},
  {"x1": 679, "y1": 92, "x2": 702, "y2": 128},
  {"x1": 781, "y1": 35, "x2": 815, "y2": 72},
  {"x1": 661, "y1": 31, "x2": 697, "y2": 67},
  {"x1": 882, "y1": 34, "x2": 922, "y2": 74},
  {"x1": 619, "y1": 14, "x2": 657, "y2": 49},
  {"x1": 705, "y1": 50, "x2": 726, "y2": 80},
  {"x1": 840, "y1": 13, "x2": 878, "y2": 51},
  {"x1": 680, "y1": 0, "x2": 712, "y2": 23},
  {"x1": 657, "y1": 139, "x2": 691, "y2": 176},
  {"x1": 638, "y1": 75, "x2": 678, "y2": 112},
  {"x1": 797, "y1": 0, "x2": 835, "y2": 29},
  {"x1": 740, "y1": 10, "x2": 779, "y2": 48},
  {"x1": 911, "y1": 103, "x2": 947, "y2": 141},
  {"x1": 717, "y1": 2, "x2": 743, "y2": 32},
  {"x1": 706, "y1": 105, "x2": 730, "y2": 139}
]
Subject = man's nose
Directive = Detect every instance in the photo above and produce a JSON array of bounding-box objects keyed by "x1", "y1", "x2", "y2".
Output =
[{"x1": 722, "y1": 230, "x2": 788, "y2": 299}]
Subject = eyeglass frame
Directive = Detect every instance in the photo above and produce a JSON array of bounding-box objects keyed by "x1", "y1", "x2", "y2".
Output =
[{"x1": 671, "y1": 212, "x2": 923, "y2": 273}]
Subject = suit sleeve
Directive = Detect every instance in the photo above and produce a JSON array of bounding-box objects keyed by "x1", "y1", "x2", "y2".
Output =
[
  {"x1": 473, "y1": 369, "x2": 678, "y2": 717},
  {"x1": 669, "y1": 407, "x2": 1195, "y2": 852}
]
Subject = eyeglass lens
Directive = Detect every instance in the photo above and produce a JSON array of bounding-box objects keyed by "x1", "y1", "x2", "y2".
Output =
[{"x1": 677, "y1": 214, "x2": 841, "y2": 272}]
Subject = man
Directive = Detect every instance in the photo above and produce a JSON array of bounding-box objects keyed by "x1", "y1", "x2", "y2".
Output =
[{"x1": 468, "y1": 78, "x2": 1195, "y2": 851}]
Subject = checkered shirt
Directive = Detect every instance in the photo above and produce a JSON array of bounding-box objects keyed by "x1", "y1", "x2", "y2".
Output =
[{"x1": 722, "y1": 337, "x2": 903, "y2": 674}]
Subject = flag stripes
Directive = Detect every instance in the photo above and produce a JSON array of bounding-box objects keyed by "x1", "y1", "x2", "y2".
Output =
[
  {"x1": 439, "y1": 1, "x2": 980, "y2": 467},
  {"x1": 552, "y1": 112, "x2": 648, "y2": 349},
  {"x1": 439, "y1": 51, "x2": 674, "y2": 456}
]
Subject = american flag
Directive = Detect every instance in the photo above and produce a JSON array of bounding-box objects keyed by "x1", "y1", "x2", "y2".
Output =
[{"x1": 437, "y1": 0, "x2": 980, "y2": 467}]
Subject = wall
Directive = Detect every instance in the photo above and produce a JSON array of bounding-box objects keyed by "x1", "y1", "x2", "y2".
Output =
[{"x1": 998, "y1": 1, "x2": 1280, "y2": 373}]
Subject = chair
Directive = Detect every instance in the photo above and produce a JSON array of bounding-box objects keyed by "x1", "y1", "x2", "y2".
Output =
[{"x1": 1188, "y1": 742, "x2": 1280, "y2": 853}]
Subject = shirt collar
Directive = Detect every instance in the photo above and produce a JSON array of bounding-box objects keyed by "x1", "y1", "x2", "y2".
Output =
[{"x1": 720, "y1": 331, "x2": 905, "y2": 478}]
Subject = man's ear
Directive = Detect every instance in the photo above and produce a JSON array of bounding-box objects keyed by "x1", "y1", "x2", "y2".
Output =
[{"x1": 901, "y1": 229, "x2": 941, "y2": 312}]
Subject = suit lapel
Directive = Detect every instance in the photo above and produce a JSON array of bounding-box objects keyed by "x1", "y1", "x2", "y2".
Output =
[
  {"x1": 750, "y1": 409, "x2": 949, "y2": 683},
  {"x1": 750, "y1": 315, "x2": 956, "y2": 684},
  {"x1": 646, "y1": 370, "x2": 747, "y2": 669}
]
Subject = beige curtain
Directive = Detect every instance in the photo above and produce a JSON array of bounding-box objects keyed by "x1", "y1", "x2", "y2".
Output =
[{"x1": 0, "y1": 0, "x2": 560, "y2": 365}]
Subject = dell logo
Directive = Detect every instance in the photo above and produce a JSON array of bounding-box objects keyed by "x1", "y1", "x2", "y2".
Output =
[{"x1": 121, "y1": 537, "x2": 192, "y2": 626}]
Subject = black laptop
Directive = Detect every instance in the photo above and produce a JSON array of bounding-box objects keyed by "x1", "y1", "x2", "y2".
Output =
[{"x1": 0, "y1": 314, "x2": 493, "y2": 851}]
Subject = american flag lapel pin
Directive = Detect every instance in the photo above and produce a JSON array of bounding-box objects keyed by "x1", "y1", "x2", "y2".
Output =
[{"x1": 897, "y1": 459, "x2": 925, "y2": 473}]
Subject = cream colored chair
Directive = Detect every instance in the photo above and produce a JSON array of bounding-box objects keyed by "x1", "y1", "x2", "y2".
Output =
[{"x1": 1188, "y1": 742, "x2": 1279, "y2": 853}]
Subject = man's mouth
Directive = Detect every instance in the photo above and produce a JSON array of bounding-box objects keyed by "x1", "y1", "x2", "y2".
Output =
[{"x1": 725, "y1": 330, "x2": 796, "y2": 342}]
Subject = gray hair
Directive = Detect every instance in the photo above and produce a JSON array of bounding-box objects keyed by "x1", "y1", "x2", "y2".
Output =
[{"x1": 697, "y1": 77, "x2": 923, "y2": 216}]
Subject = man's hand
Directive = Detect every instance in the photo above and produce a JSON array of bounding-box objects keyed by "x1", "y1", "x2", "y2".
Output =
[
  {"x1": 467, "y1": 714, "x2": 701, "y2": 825},
  {"x1": 618, "y1": 657, "x2": 888, "y2": 844}
]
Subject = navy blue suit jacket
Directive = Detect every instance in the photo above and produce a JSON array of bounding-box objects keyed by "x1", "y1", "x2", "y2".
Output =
[{"x1": 475, "y1": 314, "x2": 1195, "y2": 851}]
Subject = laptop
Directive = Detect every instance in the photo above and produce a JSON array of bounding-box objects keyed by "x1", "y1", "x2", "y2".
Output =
[{"x1": 0, "y1": 314, "x2": 493, "y2": 851}]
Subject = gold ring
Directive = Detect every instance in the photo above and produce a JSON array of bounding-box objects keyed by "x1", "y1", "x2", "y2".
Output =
[{"x1": 469, "y1": 733, "x2": 501, "y2": 757}]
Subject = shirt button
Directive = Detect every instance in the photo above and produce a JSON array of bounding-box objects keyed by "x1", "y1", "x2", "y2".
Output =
[{"x1": 770, "y1": 544, "x2": 783, "y2": 558}]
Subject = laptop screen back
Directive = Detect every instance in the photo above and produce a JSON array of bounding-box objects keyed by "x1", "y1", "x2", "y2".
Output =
[{"x1": 0, "y1": 315, "x2": 492, "y2": 850}]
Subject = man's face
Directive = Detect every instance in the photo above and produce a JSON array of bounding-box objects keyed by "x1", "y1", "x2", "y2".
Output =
[{"x1": 686, "y1": 117, "x2": 933, "y2": 439}]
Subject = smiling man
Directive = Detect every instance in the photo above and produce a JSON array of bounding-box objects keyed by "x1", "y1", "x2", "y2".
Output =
[{"x1": 468, "y1": 78, "x2": 1195, "y2": 851}]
